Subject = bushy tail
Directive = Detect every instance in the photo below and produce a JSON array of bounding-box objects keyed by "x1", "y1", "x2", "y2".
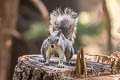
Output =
[{"x1": 49, "y1": 8, "x2": 78, "y2": 44}]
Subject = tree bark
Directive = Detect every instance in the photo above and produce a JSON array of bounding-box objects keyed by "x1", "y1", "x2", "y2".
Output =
[
  {"x1": 13, "y1": 55, "x2": 120, "y2": 80},
  {"x1": 13, "y1": 55, "x2": 71, "y2": 80},
  {"x1": 0, "y1": 0, "x2": 19, "y2": 80}
]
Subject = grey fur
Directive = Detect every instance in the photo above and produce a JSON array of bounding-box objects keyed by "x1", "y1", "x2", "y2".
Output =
[
  {"x1": 41, "y1": 31, "x2": 74, "y2": 67},
  {"x1": 50, "y1": 8, "x2": 78, "y2": 44},
  {"x1": 40, "y1": 8, "x2": 78, "y2": 67}
]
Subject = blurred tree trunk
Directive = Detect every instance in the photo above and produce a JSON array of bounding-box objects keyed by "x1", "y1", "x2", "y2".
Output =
[
  {"x1": 105, "y1": 0, "x2": 120, "y2": 51},
  {"x1": 0, "y1": 0, "x2": 19, "y2": 80},
  {"x1": 105, "y1": 0, "x2": 120, "y2": 39},
  {"x1": 102, "y1": 0, "x2": 112, "y2": 55}
]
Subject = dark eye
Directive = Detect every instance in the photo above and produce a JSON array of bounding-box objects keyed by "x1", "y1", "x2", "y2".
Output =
[
  {"x1": 48, "y1": 38, "x2": 50, "y2": 41},
  {"x1": 56, "y1": 39, "x2": 59, "y2": 42}
]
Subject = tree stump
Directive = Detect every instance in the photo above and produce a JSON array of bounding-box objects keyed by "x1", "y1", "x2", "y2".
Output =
[
  {"x1": 13, "y1": 55, "x2": 76, "y2": 80},
  {"x1": 13, "y1": 54, "x2": 120, "y2": 80}
]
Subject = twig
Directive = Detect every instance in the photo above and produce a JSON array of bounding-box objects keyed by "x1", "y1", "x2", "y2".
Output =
[
  {"x1": 32, "y1": 0, "x2": 49, "y2": 25},
  {"x1": 75, "y1": 48, "x2": 87, "y2": 76},
  {"x1": 75, "y1": 50, "x2": 81, "y2": 75},
  {"x1": 2, "y1": 28, "x2": 21, "y2": 39},
  {"x1": 80, "y1": 48, "x2": 87, "y2": 76}
]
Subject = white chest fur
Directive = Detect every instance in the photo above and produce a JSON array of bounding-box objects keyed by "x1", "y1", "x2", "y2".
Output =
[{"x1": 47, "y1": 46, "x2": 62, "y2": 55}]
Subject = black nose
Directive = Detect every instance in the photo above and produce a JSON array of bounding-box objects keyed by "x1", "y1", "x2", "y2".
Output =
[{"x1": 51, "y1": 44, "x2": 54, "y2": 48}]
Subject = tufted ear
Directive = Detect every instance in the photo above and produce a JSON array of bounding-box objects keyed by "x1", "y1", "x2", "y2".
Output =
[
  {"x1": 57, "y1": 29, "x2": 62, "y2": 37},
  {"x1": 46, "y1": 29, "x2": 51, "y2": 36}
]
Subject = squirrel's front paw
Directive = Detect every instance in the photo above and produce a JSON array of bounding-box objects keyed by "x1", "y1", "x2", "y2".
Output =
[
  {"x1": 44, "y1": 62, "x2": 49, "y2": 66},
  {"x1": 57, "y1": 64, "x2": 64, "y2": 68},
  {"x1": 39, "y1": 59, "x2": 44, "y2": 62}
]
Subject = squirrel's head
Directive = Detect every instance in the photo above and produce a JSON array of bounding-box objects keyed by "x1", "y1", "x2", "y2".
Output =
[{"x1": 47, "y1": 30, "x2": 62, "y2": 48}]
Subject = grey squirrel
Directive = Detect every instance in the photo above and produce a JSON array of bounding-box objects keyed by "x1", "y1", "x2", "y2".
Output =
[{"x1": 40, "y1": 8, "x2": 78, "y2": 68}]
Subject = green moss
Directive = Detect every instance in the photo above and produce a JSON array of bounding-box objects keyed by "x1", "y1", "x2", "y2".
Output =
[
  {"x1": 24, "y1": 23, "x2": 47, "y2": 40},
  {"x1": 74, "y1": 20, "x2": 107, "y2": 50},
  {"x1": 23, "y1": 20, "x2": 107, "y2": 51}
]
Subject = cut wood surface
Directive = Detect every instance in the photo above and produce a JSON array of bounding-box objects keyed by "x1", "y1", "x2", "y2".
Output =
[{"x1": 13, "y1": 55, "x2": 120, "y2": 80}]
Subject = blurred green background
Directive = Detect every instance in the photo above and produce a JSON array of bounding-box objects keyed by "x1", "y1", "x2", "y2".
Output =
[{"x1": 1, "y1": 0, "x2": 120, "y2": 80}]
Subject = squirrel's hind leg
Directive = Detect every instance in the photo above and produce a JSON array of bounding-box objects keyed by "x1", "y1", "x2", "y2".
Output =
[{"x1": 65, "y1": 45, "x2": 74, "y2": 65}]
